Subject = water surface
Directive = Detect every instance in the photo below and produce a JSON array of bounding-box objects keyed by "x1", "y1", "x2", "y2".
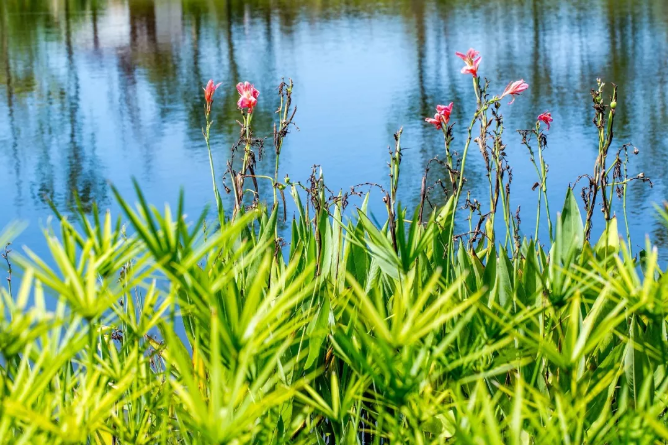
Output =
[{"x1": 1, "y1": 0, "x2": 667, "y2": 257}]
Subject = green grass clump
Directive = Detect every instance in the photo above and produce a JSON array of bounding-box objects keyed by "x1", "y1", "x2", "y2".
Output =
[{"x1": 0, "y1": 182, "x2": 667, "y2": 444}]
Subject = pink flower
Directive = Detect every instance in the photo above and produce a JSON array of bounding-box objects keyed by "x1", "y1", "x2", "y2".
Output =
[
  {"x1": 436, "y1": 103, "x2": 454, "y2": 120},
  {"x1": 203, "y1": 80, "x2": 222, "y2": 115},
  {"x1": 500, "y1": 80, "x2": 529, "y2": 104},
  {"x1": 236, "y1": 81, "x2": 260, "y2": 113},
  {"x1": 537, "y1": 111, "x2": 553, "y2": 130},
  {"x1": 425, "y1": 102, "x2": 454, "y2": 130},
  {"x1": 204, "y1": 80, "x2": 221, "y2": 104},
  {"x1": 425, "y1": 114, "x2": 444, "y2": 130},
  {"x1": 455, "y1": 48, "x2": 481, "y2": 77}
]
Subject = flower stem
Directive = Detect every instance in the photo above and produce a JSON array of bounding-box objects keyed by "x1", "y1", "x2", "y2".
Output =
[
  {"x1": 536, "y1": 131, "x2": 553, "y2": 242},
  {"x1": 445, "y1": 104, "x2": 480, "y2": 282},
  {"x1": 204, "y1": 115, "x2": 225, "y2": 228}
]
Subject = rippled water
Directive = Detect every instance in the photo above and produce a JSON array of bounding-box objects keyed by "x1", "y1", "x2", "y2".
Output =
[{"x1": 1, "y1": 0, "x2": 667, "y2": 256}]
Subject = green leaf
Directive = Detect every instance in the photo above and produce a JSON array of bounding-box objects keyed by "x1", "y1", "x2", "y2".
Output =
[
  {"x1": 594, "y1": 217, "x2": 620, "y2": 259},
  {"x1": 558, "y1": 187, "x2": 584, "y2": 264},
  {"x1": 305, "y1": 296, "x2": 332, "y2": 370},
  {"x1": 625, "y1": 314, "x2": 652, "y2": 409},
  {"x1": 496, "y1": 246, "x2": 513, "y2": 309}
]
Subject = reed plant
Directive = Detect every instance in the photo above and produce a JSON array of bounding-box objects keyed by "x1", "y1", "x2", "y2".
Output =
[{"x1": 0, "y1": 49, "x2": 665, "y2": 444}]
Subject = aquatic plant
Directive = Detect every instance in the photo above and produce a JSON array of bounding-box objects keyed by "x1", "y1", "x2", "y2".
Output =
[{"x1": 0, "y1": 50, "x2": 664, "y2": 444}]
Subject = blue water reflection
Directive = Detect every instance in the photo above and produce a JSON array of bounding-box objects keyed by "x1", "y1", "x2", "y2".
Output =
[{"x1": 0, "y1": 0, "x2": 666, "y2": 259}]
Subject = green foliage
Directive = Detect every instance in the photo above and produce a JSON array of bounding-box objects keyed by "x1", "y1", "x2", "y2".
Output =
[{"x1": 0, "y1": 184, "x2": 667, "y2": 444}]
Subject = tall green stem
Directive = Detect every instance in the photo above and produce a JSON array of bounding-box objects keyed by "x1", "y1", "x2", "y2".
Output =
[
  {"x1": 233, "y1": 112, "x2": 254, "y2": 218},
  {"x1": 88, "y1": 319, "x2": 95, "y2": 375},
  {"x1": 204, "y1": 116, "x2": 225, "y2": 228},
  {"x1": 445, "y1": 103, "x2": 480, "y2": 282},
  {"x1": 536, "y1": 133, "x2": 553, "y2": 242},
  {"x1": 534, "y1": 186, "x2": 542, "y2": 243}
]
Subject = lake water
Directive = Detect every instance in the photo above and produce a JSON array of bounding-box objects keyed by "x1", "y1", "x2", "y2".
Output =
[{"x1": 1, "y1": 0, "x2": 667, "y2": 259}]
